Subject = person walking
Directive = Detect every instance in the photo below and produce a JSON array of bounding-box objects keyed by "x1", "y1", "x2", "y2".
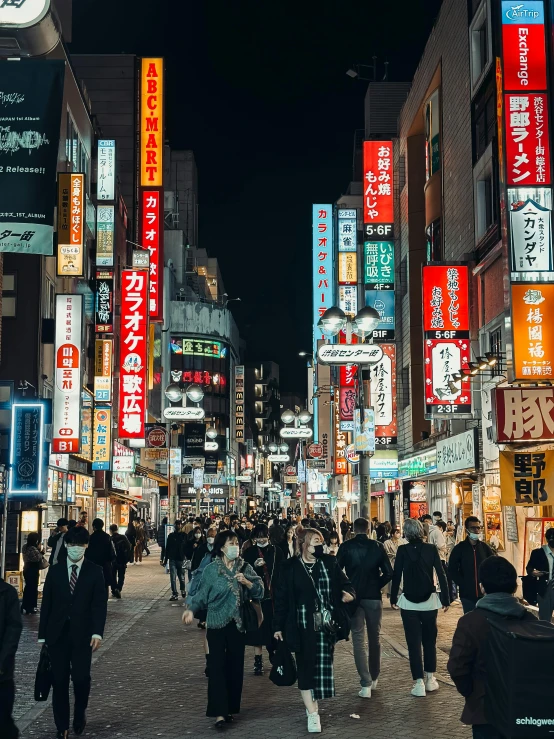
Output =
[
  {"x1": 182, "y1": 530, "x2": 263, "y2": 729},
  {"x1": 164, "y1": 521, "x2": 187, "y2": 601},
  {"x1": 273, "y1": 527, "x2": 355, "y2": 733},
  {"x1": 48, "y1": 518, "x2": 69, "y2": 566},
  {"x1": 139, "y1": 519, "x2": 151, "y2": 557},
  {"x1": 125, "y1": 520, "x2": 137, "y2": 565},
  {"x1": 340, "y1": 514, "x2": 351, "y2": 542},
  {"x1": 279, "y1": 524, "x2": 296, "y2": 559},
  {"x1": 109, "y1": 524, "x2": 131, "y2": 598},
  {"x1": 22, "y1": 532, "x2": 47, "y2": 615},
  {"x1": 337, "y1": 517, "x2": 393, "y2": 698},
  {"x1": 38, "y1": 525, "x2": 107, "y2": 739},
  {"x1": 0, "y1": 576, "x2": 22, "y2": 739},
  {"x1": 327, "y1": 531, "x2": 340, "y2": 555},
  {"x1": 526, "y1": 526, "x2": 554, "y2": 622},
  {"x1": 242, "y1": 523, "x2": 284, "y2": 675},
  {"x1": 157, "y1": 517, "x2": 168, "y2": 566},
  {"x1": 390, "y1": 518, "x2": 450, "y2": 697},
  {"x1": 84, "y1": 519, "x2": 115, "y2": 599},
  {"x1": 448, "y1": 517, "x2": 494, "y2": 613},
  {"x1": 133, "y1": 520, "x2": 145, "y2": 564}
]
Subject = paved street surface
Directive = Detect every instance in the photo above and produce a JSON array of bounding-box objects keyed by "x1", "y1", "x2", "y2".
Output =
[{"x1": 15, "y1": 550, "x2": 470, "y2": 738}]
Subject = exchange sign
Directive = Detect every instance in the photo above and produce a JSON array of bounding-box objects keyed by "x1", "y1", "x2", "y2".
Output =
[{"x1": 501, "y1": 1, "x2": 546, "y2": 92}]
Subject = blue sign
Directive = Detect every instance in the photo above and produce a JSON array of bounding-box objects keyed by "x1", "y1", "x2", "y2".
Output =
[
  {"x1": 365, "y1": 289, "x2": 395, "y2": 340},
  {"x1": 9, "y1": 403, "x2": 45, "y2": 494},
  {"x1": 502, "y1": 1, "x2": 544, "y2": 24},
  {"x1": 312, "y1": 204, "x2": 335, "y2": 354},
  {"x1": 337, "y1": 209, "x2": 357, "y2": 252}
]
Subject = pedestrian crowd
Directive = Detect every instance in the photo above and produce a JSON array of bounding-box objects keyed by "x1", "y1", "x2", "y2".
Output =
[{"x1": 1, "y1": 510, "x2": 554, "y2": 739}]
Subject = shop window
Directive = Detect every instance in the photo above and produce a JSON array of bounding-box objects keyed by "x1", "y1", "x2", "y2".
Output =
[
  {"x1": 426, "y1": 218, "x2": 442, "y2": 261},
  {"x1": 2, "y1": 273, "x2": 16, "y2": 318},
  {"x1": 473, "y1": 84, "x2": 496, "y2": 162},
  {"x1": 424, "y1": 89, "x2": 441, "y2": 181},
  {"x1": 470, "y1": 0, "x2": 492, "y2": 96}
]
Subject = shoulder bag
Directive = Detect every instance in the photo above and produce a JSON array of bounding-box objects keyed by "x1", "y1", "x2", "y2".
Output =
[{"x1": 240, "y1": 562, "x2": 263, "y2": 633}]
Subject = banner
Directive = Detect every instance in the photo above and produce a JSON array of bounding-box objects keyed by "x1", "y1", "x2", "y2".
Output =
[
  {"x1": 53, "y1": 295, "x2": 83, "y2": 453},
  {"x1": 312, "y1": 205, "x2": 334, "y2": 353},
  {"x1": 95, "y1": 269, "x2": 114, "y2": 333},
  {"x1": 354, "y1": 408, "x2": 376, "y2": 453},
  {"x1": 512, "y1": 283, "x2": 554, "y2": 379},
  {"x1": 337, "y1": 209, "x2": 357, "y2": 252},
  {"x1": 92, "y1": 406, "x2": 111, "y2": 471},
  {"x1": 56, "y1": 173, "x2": 84, "y2": 276},
  {"x1": 97, "y1": 140, "x2": 116, "y2": 201},
  {"x1": 96, "y1": 205, "x2": 114, "y2": 267},
  {"x1": 500, "y1": 449, "x2": 554, "y2": 505},
  {"x1": 94, "y1": 338, "x2": 112, "y2": 403},
  {"x1": 9, "y1": 403, "x2": 44, "y2": 494},
  {"x1": 369, "y1": 343, "x2": 397, "y2": 444},
  {"x1": 363, "y1": 141, "x2": 393, "y2": 235},
  {"x1": 140, "y1": 58, "x2": 164, "y2": 187},
  {"x1": 185, "y1": 423, "x2": 205, "y2": 456},
  {"x1": 141, "y1": 189, "x2": 163, "y2": 321},
  {"x1": 235, "y1": 365, "x2": 244, "y2": 441},
  {"x1": 364, "y1": 241, "x2": 394, "y2": 289},
  {"x1": 334, "y1": 388, "x2": 347, "y2": 474},
  {"x1": 0, "y1": 60, "x2": 65, "y2": 255}
]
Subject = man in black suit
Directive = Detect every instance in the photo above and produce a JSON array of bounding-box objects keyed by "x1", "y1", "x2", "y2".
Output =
[
  {"x1": 85, "y1": 518, "x2": 116, "y2": 599},
  {"x1": 526, "y1": 527, "x2": 554, "y2": 622},
  {"x1": 48, "y1": 518, "x2": 69, "y2": 566},
  {"x1": 38, "y1": 526, "x2": 107, "y2": 739}
]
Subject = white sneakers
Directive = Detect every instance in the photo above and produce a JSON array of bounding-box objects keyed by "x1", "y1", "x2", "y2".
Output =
[
  {"x1": 307, "y1": 712, "x2": 321, "y2": 733},
  {"x1": 371, "y1": 678, "x2": 378, "y2": 690},
  {"x1": 411, "y1": 678, "x2": 426, "y2": 697},
  {"x1": 358, "y1": 686, "x2": 371, "y2": 698},
  {"x1": 425, "y1": 673, "x2": 439, "y2": 692}
]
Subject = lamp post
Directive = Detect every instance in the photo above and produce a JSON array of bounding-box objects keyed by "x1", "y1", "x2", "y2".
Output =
[
  {"x1": 317, "y1": 305, "x2": 380, "y2": 520},
  {"x1": 280, "y1": 408, "x2": 313, "y2": 515}
]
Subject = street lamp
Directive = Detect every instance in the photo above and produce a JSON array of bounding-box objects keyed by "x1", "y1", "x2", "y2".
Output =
[
  {"x1": 206, "y1": 426, "x2": 218, "y2": 440},
  {"x1": 317, "y1": 306, "x2": 347, "y2": 337},
  {"x1": 351, "y1": 306, "x2": 380, "y2": 338},
  {"x1": 268, "y1": 442, "x2": 279, "y2": 453},
  {"x1": 298, "y1": 409, "x2": 313, "y2": 426},
  {"x1": 279, "y1": 443, "x2": 289, "y2": 453},
  {"x1": 317, "y1": 305, "x2": 380, "y2": 341},
  {"x1": 186, "y1": 383, "x2": 204, "y2": 403},
  {"x1": 281, "y1": 409, "x2": 296, "y2": 425},
  {"x1": 164, "y1": 383, "x2": 184, "y2": 403}
]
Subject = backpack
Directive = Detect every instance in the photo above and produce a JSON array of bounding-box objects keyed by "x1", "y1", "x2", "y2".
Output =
[
  {"x1": 114, "y1": 535, "x2": 131, "y2": 563},
  {"x1": 484, "y1": 614, "x2": 554, "y2": 737},
  {"x1": 402, "y1": 544, "x2": 435, "y2": 603}
]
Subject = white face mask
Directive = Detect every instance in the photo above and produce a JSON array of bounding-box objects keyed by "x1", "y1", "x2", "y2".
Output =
[
  {"x1": 67, "y1": 545, "x2": 86, "y2": 563},
  {"x1": 207, "y1": 537, "x2": 215, "y2": 545},
  {"x1": 257, "y1": 540, "x2": 269, "y2": 548},
  {"x1": 194, "y1": 533, "x2": 201, "y2": 539},
  {"x1": 224, "y1": 545, "x2": 240, "y2": 560}
]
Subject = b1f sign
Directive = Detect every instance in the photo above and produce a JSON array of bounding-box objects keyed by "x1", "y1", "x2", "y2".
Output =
[{"x1": 53, "y1": 295, "x2": 83, "y2": 453}]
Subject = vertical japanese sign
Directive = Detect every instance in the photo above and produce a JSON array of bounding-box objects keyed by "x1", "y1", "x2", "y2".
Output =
[
  {"x1": 500, "y1": 449, "x2": 554, "y2": 505},
  {"x1": 53, "y1": 295, "x2": 83, "y2": 453},
  {"x1": 338, "y1": 252, "x2": 357, "y2": 285},
  {"x1": 97, "y1": 140, "x2": 116, "y2": 201},
  {"x1": 339, "y1": 365, "x2": 356, "y2": 431},
  {"x1": 92, "y1": 406, "x2": 111, "y2": 471},
  {"x1": 512, "y1": 283, "x2": 554, "y2": 378},
  {"x1": 80, "y1": 390, "x2": 93, "y2": 462},
  {"x1": 370, "y1": 343, "x2": 397, "y2": 444},
  {"x1": 94, "y1": 338, "x2": 113, "y2": 403},
  {"x1": 57, "y1": 173, "x2": 84, "y2": 276},
  {"x1": 510, "y1": 198, "x2": 552, "y2": 272},
  {"x1": 363, "y1": 141, "x2": 394, "y2": 239},
  {"x1": 339, "y1": 285, "x2": 358, "y2": 318},
  {"x1": 422, "y1": 265, "x2": 472, "y2": 416},
  {"x1": 95, "y1": 269, "x2": 114, "y2": 333},
  {"x1": 312, "y1": 205, "x2": 334, "y2": 353},
  {"x1": 334, "y1": 388, "x2": 348, "y2": 474},
  {"x1": 96, "y1": 205, "x2": 114, "y2": 267},
  {"x1": 337, "y1": 209, "x2": 357, "y2": 251},
  {"x1": 140, "y1": 58, "x2": 164, "y2": 187},
  {"x1": 118, "y1": 270, "x2": 148, "y2": 439},
  {"x1": 235, "y1": 365, "x2": 245, "y2": 442},
  {"x1": 354, "y1": 408, "x2": 376, "y2": 453},
  {"x1": 141, "y1": 190, "x2": 164, "y2": 321},
  {"x1": 364, "y1": 242, "x2": 394, "y2": 289},
  {"x1": 9, "y1": 403, "x2": 44, "y2": 494}
]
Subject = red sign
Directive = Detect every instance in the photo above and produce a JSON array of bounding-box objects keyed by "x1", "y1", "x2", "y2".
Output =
[
  {"x1": 424, "y1": 338, "x2": 472, "y2": 416},
  {"x1": 495, "y1": 386, "x2": 554, "y2": 442},
  {"x1": 422, "y1": 265, "x2": 470, "y2": 333},
  {"x1": 118, "y1": 270, "x2": 148, "y2": 439},
  {"x1": 339, "y1": 386, "x2": 356, "y2": 423},
  {"x1": 505, "y1": 93, "x2": 550, "y2": 185},
  {"x1": 307, "y1": 443, "x2": 323, "y2": 459},
  {"x1": 141, "y1": 189, "x2": 164, "y2": 321},
  {"x1": 340, "y1": 365, "x2": 357, "y2": 386},
  {"x1": 363, "y1": 140, "x2": 393, "y2": 224},
  {"x1": 502, "y1": 17, "x2": 547, "y2": 92}
]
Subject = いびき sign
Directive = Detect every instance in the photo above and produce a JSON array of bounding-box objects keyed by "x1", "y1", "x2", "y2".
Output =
[
  {"x1": 118, "y1": 270, "x2": 148, "y2": 438},
  {"x1": 422, "y1": 264, "x2": 470, "y2": 334},
  {"x1": 512, "y1": 283, "x2": 554, "y2": 380},
  {"x1": 363, "y1": 141, "x2": 393, "y2": 226},
  {"x1": 504, "y1": 93, "x2": 550, "y2": 186},
  {"x1": 53, "y1": 295, "x2": 83, "y2": 453},
  {"x1": 140, "y1": 58, "x2": 164, "y2": 187},
  {"x1": 141, "y1": 189, "x2": 164, "y2": 321},
  {"x1": 501, "y1": 1, "x2": 546, "y2": 92}
]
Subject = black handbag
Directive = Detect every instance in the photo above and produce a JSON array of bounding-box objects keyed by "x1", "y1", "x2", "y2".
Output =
[
  {"x1": 240, "y1": 563, "x2": 263, "y2": 634},
  {"x1": 270, "y1": 641, "x2": 297, "y2": 687},
  {"x1": 34, "y1": 644, "x2": 52, "y2": 701}
]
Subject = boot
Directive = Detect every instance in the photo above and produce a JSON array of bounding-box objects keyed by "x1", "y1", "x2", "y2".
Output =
[{"x1": 254, "y1": 654, "x2": 264, "y2": 676}]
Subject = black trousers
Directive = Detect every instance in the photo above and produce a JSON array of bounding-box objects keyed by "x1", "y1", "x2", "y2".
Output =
[
  {"x1": 112, "y1": 563, "x2": 126, "y2": 592},
  {"x1": 472, "y1": 726, "x2": 506, "y2": 739},
  {"x1": 400, "y1": 608, "x2": 438, "y2": 680},
  {"x1": 22, "y1": 565, "x2": 40, "y2": 611},
  {"x1": 159, "y1": 545, "x2": 166, "y2": 563},
  {"x1": 206, "y1": 622, "x2": 245, "y2": 718},
  {"x1": 0, "y1": 680, "x2": 18, "y2": 739},
  {"x1": 49, "y1": 626, "x2": 93, "y2": 732}
]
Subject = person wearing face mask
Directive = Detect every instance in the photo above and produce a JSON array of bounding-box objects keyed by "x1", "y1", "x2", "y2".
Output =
[
  {"x1": 273, "y1": 527, "x2": 355, "y2": 733},
  {"x1": 187, "y1": 526, "x2": 218, "y2": 669},
  {"x1": 279, "y1": 524, "x2": 297, "y2": 559},
  {"x1": 38, "y1": 526, "x2": 107, "y2": 739},
  {"x1": 183, "y1": 530, "x2": 263, "y2": 729},
  {"x1": 449, "y1": 517, "x2": 494, "y2": 614},
  {"x1": 185, "y1": 526, "x2": 207, "y2": 572},
  {"x1": 327, "y1": 532, "x2": 340, "y2": 555},
  {"x1": 243, "y1": 523, "x2": 284, "y2": 674},
  {"x1": 526, "y1": 527, "x2": 554, "y2": 622}
]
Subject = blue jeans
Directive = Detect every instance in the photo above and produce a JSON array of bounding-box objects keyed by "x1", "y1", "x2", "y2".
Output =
[{"x1": 169, "y1": 560, "x2": 186, "y2": 596}]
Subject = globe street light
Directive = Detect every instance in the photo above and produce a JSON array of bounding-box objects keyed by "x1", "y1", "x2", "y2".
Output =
[
  {"x1": 298, "y1": 409, "x2": 313, "y2": 426},
  {"x1": 164, "y1": 383, "x2": 184, "y2": 403},
  {"x1": 279, "y1": 443, "x2": 289, "y2": 453},
  {"x1": 206, "y1": 426, "x2": 218, "y2": 440},
  {"x1": 351, "y1": 306, "x2": 380, "y2": 338},
  {"x1": 268, "y1": 442, "x2": 279, "y2": 453},
  {"x1": 186, "y1": 383, "x2": 204, "y2": 403},
  {"x1": 281, "y1": 409, "x2": 296, "y2": 425},
  {"x1": 317, "y1": 307, "x2": 347, "y2": 337}
]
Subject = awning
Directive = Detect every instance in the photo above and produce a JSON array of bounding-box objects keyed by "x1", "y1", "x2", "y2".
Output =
[
  {"x1": 134, "y1": 464, "x2": 169, "y2": 485},
  {"x1": 106, "y1": 490, "x2": 144, "y2": 504}
]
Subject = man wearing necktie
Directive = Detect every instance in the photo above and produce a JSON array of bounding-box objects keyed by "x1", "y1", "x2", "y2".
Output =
[{"x1": 38, "y1": 526, "x2": 107, "y2": 739}]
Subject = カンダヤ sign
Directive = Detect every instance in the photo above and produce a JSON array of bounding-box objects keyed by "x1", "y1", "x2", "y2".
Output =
[
  {"x1": 495, "y1": 386, "x2": 554, "y2": 441},
  {"x1": 140, "y1": 58, "x2": 164, "y2": 186},
  {"x1": 500, "y1": 449, "x2": 554, "y2": 505},
  {"x1": 53, "y1": 295, "x2": 82, "y2": 453},
  {"x1": 512, "y1": 283, "x2": 554, "y2": 379},
  {"x1": 141, "y1": 189, "x2": 163, "y2": 321},
  {"x1": 363, "y1": 141, "x2": 393, "y2": 231},
  {"x1": 510, "y1": 198, "x2": 552, "y2": 273}
]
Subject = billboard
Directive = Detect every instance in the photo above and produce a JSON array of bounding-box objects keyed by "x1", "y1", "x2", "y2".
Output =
[
  {"x1": 52, "y1": 295, "x2": 82, "y2": 453},
  {"x1": 337, "y1": 209, "x2": 357, "y2": 252},
  {"x1": 354, "y1": 408, "x2": 376, "y2": 453},
  {"x1": 140, "y1": 58, "x2": 164, "y2": 187},
  {"x1": 97, "y1": 140, "x2": 116, "y2": 201},
  {"x1": 500, "y1": 449, "x2": 554, "y2": 505},
  {"x1": 57, "y1": 173, "x2": 84, "y2": 276},
  {"x1": 510, "y1": 197, "x2": 552, "y2": 272},
  {"x1": 96, "y1": 204, "x2": 114, "y2": 267},
  {"x1": 0, "y1": 60, "x2": 64, "y2": 255},
  {"x1": 118, "y1": 270, "x2": 148, "y2": 438},
  {"x1": 92, "y1": 406, "x2": 111, "y2": 471},
  {"x1": 334, "y1": 388, "x2": 348, "y2": 474},
  {"x1": 494, "y1": 386, "x2": 554, "y2": 442},
  {"x1": 95, "y1": 269, "x2": 114, "y2": 333},
  {"x1": 422, "y1": 264, "x2": 470, "y2": 332},
  {"x1": 369, "y1": 343, "x2": 397, "y2": 444},
  {"x1": 338, "y1": 252, "x2": 357, "y2": 285},
  {"x1": 364, "y1": 241, "x2": 394, "y2": 289},
  {"x1": 505, "y1": 93, "x2": 550, "y2": 186},
  {"x1": 312, "y1": 205, "x2": 334, "y2": 352},
  {"x1": 501, "y1": 1, "x2": 546, "y2": 92},
  {"x1": 235, "y1": 365, "x2": 244, "y2": 442},
  {"x1": 512, "y1": 283, "x2": 554, "y2": 379},
  {"x1": 339, "y1": 285, "x2": 358, "y2": 318},
  {"x1": 94, "y1": 338, "x2": 113, "y2": 403},
  {"x1": 142, "y1": 189, "x2": 163, "y2": 321},
  {"x1": 9, "y1": 403, "x2": 45, "y2": 494},
  {"x1": 363, "y1": 140, "x2": 393, "y2": 234}
]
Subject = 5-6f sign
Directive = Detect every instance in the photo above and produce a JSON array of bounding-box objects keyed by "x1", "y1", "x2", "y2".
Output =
[{"x1": 53, "y1": 295, "x2": 83, "y2": 453}]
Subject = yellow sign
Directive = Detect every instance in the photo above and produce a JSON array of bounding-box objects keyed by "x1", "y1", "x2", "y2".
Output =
[
  {"x1": 500, "y1": 450, "x2": 554, "y2": 506},
  {"x1": 57, "y1": 173, "x2": 84, "y2": 276},
  {"x1": 338, "y1": 252, "x2": 357, "y2": 285},
  {"x1": 92, "y1": 406, "x2": 111, "y2": 470},
  {"x1": 76, "y1": 474, "x2": 94, "y2": 498},
  {"x1": 140, "y1": 58, "x2": 164, "y2": 186}
]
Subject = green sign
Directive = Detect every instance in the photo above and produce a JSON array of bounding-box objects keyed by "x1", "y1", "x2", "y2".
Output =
[
  {"x1": 364, "y1": 241, "x2": 394, "y2": 288},
  {"x1": 398, "y1": 449, "x2": 437, "y2": 479}
]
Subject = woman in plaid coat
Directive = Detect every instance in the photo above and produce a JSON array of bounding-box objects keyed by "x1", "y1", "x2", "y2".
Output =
[{"x1": 274, "y1": 527, "x2": 355, "y2": 734}]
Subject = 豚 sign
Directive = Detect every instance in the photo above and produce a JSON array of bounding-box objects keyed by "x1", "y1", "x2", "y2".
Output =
[{"x1": 436, "y1": 429, "x2": 477, "y2": 474}]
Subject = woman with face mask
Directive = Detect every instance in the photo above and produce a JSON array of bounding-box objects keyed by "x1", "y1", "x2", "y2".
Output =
[
  {"x1": 183, "y1": 530, "x2": 263, "y2": 729},
  {"x1": 383, "y1": 527, "x2": 408, "y2": 600},
  {"x1": 326, "y1": 532, "x2": 340, "y2": 556},
  {"x1": 187, "y1": 526, "x2": 218, "y2": 667},
  {"x1": 185, "y1": 526, "x2": 207, "y2": 573},
  {"x1": 273, "y1": 527, "x2": 355, "y2": 733},
  {"x1": 279, "y1": 524, "x2": 297, "y2": 559},
  {"x1": 242, "y1": 523, "x2": 284, "y2": 675}
]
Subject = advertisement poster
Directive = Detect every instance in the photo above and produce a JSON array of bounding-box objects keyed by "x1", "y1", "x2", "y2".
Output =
[
  {"x1": 9, "y1": 403, "x2": 44, "y2": 494},
  {"x1": 52, "y1": 295, "x2": 83, "y2": 453}
]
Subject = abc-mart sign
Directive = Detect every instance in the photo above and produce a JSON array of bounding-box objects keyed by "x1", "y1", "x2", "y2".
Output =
[
  {"x1": 317, "y1": 344, "x2": 384, "y2": 365},
  {"x1": 163, "y1": 406, "x2": 205, "y2": 420}
]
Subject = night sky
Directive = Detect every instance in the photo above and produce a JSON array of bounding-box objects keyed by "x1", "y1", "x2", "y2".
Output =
[{"x1": 71, "y1": 0, "x2": 443, "y2": 393}]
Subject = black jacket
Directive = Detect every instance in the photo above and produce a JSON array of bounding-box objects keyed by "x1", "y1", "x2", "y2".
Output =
[
  {"x1": 157, "y1": 524, "x2": 167, "y2": 548},
  {"x1": 243, "y1": 543, "x2": 284, "y2": 600},
  {"x1": 526, "y1": 546, "x2": 554, "y2": 598},
  {"x1": 279, "y1": 537, "x2": 297, "y2": 560},
  {"x1": 38, "y1": 560, "x2": 107, "y2": 646},
  {"x1": 336, "y1": 534, "x2": 393, "y2": 601},
  {"x1": 0, "y1": 579, "x2": 22, "y2": 680},
  {"x1": 164, "y1": 531, "x2": 187, "y2": 563},
  {"x1": 273, "y1": 555, "x2": 355, "y2": 653},
  {"x1": 85, "y1": 530, "x2": 116, "y2": 568},
  {"x1": 186, "y1": 539, "x2": 208, "y2": 570},
  {"x1": 448, "y1": 538, "x2": 495, "y2": 601},
  {"x1": 391, "y1": 540, "x2": 450, "y2": 607},
  {"x1": 111, "y1": 533, "x2": 132, "y2": 565},
  {"x1": 48, "y1": 531, "x2": 68, "y2": 566}
]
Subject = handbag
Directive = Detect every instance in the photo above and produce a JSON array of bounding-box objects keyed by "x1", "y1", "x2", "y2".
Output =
[
  {"x1": 39, "y1": 556, "x2": 49, "y2": 570},
  {"x1": 34, "y1": 644, "x2": 52, "y2": 701},
  {"x1": 270, "y1": 641, "x2": 297, "y2": 687},
  {"x1": 240, "y1": 563, "x2": 263, "y2": 633}
]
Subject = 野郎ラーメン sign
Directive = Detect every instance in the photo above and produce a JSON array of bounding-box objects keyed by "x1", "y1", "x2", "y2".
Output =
[
  {"x1": 94, "y1": 339, "x2": 113, "y2": 403},
  {"x1": 364, "y1": 241, "x2": 394, "y2": 289},
  {"x1": 97, "y1": 140, "x2": 116, "y2": 201},
  {"x1": 512, "y1": 283, "x2": 554, "y2": 379},
  {"x1": 495, "y1": 386, "x2": 554, "y2": 441},
  {"x1": 337, "y1": 210, "x2": 357, "y2": 252},
  {"x1": 363, "y1": 141, "x2": 393, "y2": 230},
  {"x1": 140, "y1": 58, "x2": 164, "y2": 187},
  {"x1": 504, "y1": 93, "x2": 550, "y2": 186},
  {"x1": 312, "y1": 205, "x2": 334, "y2": 352},
  {"x1": 118, "y1": 270, "x2": 148, "y2": 439},
  {"x1": 142, "y1": 190, "x2": 163, "y2": 321},
  {"x1": 9, "y1": 403, "x2": 44, "y2": 494},
  {"x1": 95, "y1": 269, "x2": 114, "y2": 333},
  {"x1": 510, "y1": 198, "x2": 552, "y2": 273},
  {"x1": 500, "y1": 450, "x2": 554, "y2": 506},
  {"x1": 501, "y1": 1, "x2": 546, "y2": 92},
  {"x1": 57, "y1": 173, "x2": 84, "y2": 276},
  {"x1": 369, "y1": 343, "x2": 397, "y2": 444},
  {"x1": 96, "y1": 205, "x2": 114, "y2": 267},
  {"x1": 53, "y1": 295, "x2": 83, "y2": 453},
  {"x1": 235, "y1": 365, "x2": 244, "y2": 441},
  {"x1": 92, "y1": 407, "x2": 111, "y2": 471}
]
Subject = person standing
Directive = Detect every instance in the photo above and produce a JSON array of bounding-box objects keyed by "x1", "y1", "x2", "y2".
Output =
[
  {"x1": 273, "y1": 527, "x2": 355, "y2": 733},
  {"x1": 125, "y1": 520, "x2": 137, "y2": 565},
  {"x1": 84, "y1": 519, "x2": 115, "y2": 599},
  {"x1": 48, "y1": 519, "x2": 69, "y2": 566},
  {"x1": 340, "y1": 514, "x2": 351, "y2": 542},
  {"x1": 279, "y1": 524, "x2": 296, "y2": 559},
  {"x1": 109, "y1": 525, "x2": 131, "y2": 598},
  {"x1": 157, "y1": 517, "x2": 168, "y2": 566},
  {"x1": 448, "y1": 517, "x2": 494, "y2": 613},
  {"x1": 38, "y1": 526, "x2": 107, "y2": 739},
  {"x1": 164, "y1": 521, "x2": 187, "y2": 601},
  {"x1": 337, "y1": 518, "x2": 393, "y2": 698},
  {"x1": 22, "y1": 532, "x2": 46, "y2": 615},
  {"x1": 0, "y1": 577, "x2": 22, "y2": 739},
  {"x1": 526, "y1": 526, "x2": 554, "y2": 622},
  {"x1": 383, "y1": 526, "x2": 408, "y2": 598},
  {"x1": 182, "y1": 530, "x2": 263, "y2": 729},
  {"x1": 390, "y1": 518, "x2": 450, "y2": 697},
  {"x1": 133, "y1": 520, "x2": 145, "y2": 564}
]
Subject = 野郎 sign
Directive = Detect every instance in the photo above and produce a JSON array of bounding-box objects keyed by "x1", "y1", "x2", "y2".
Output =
[
  {"x1": 495, "y1": 386, "x2": 554, "y2": 441},
  {"x1": 504, "y1": 93, "x2": 550, "y2": 186},
  {"x1": 500, "y1": 449, "x2": 554, "y2": 506},
  {"x1": 52, "y1": 295, "x2": 82, "y2": 453}
]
